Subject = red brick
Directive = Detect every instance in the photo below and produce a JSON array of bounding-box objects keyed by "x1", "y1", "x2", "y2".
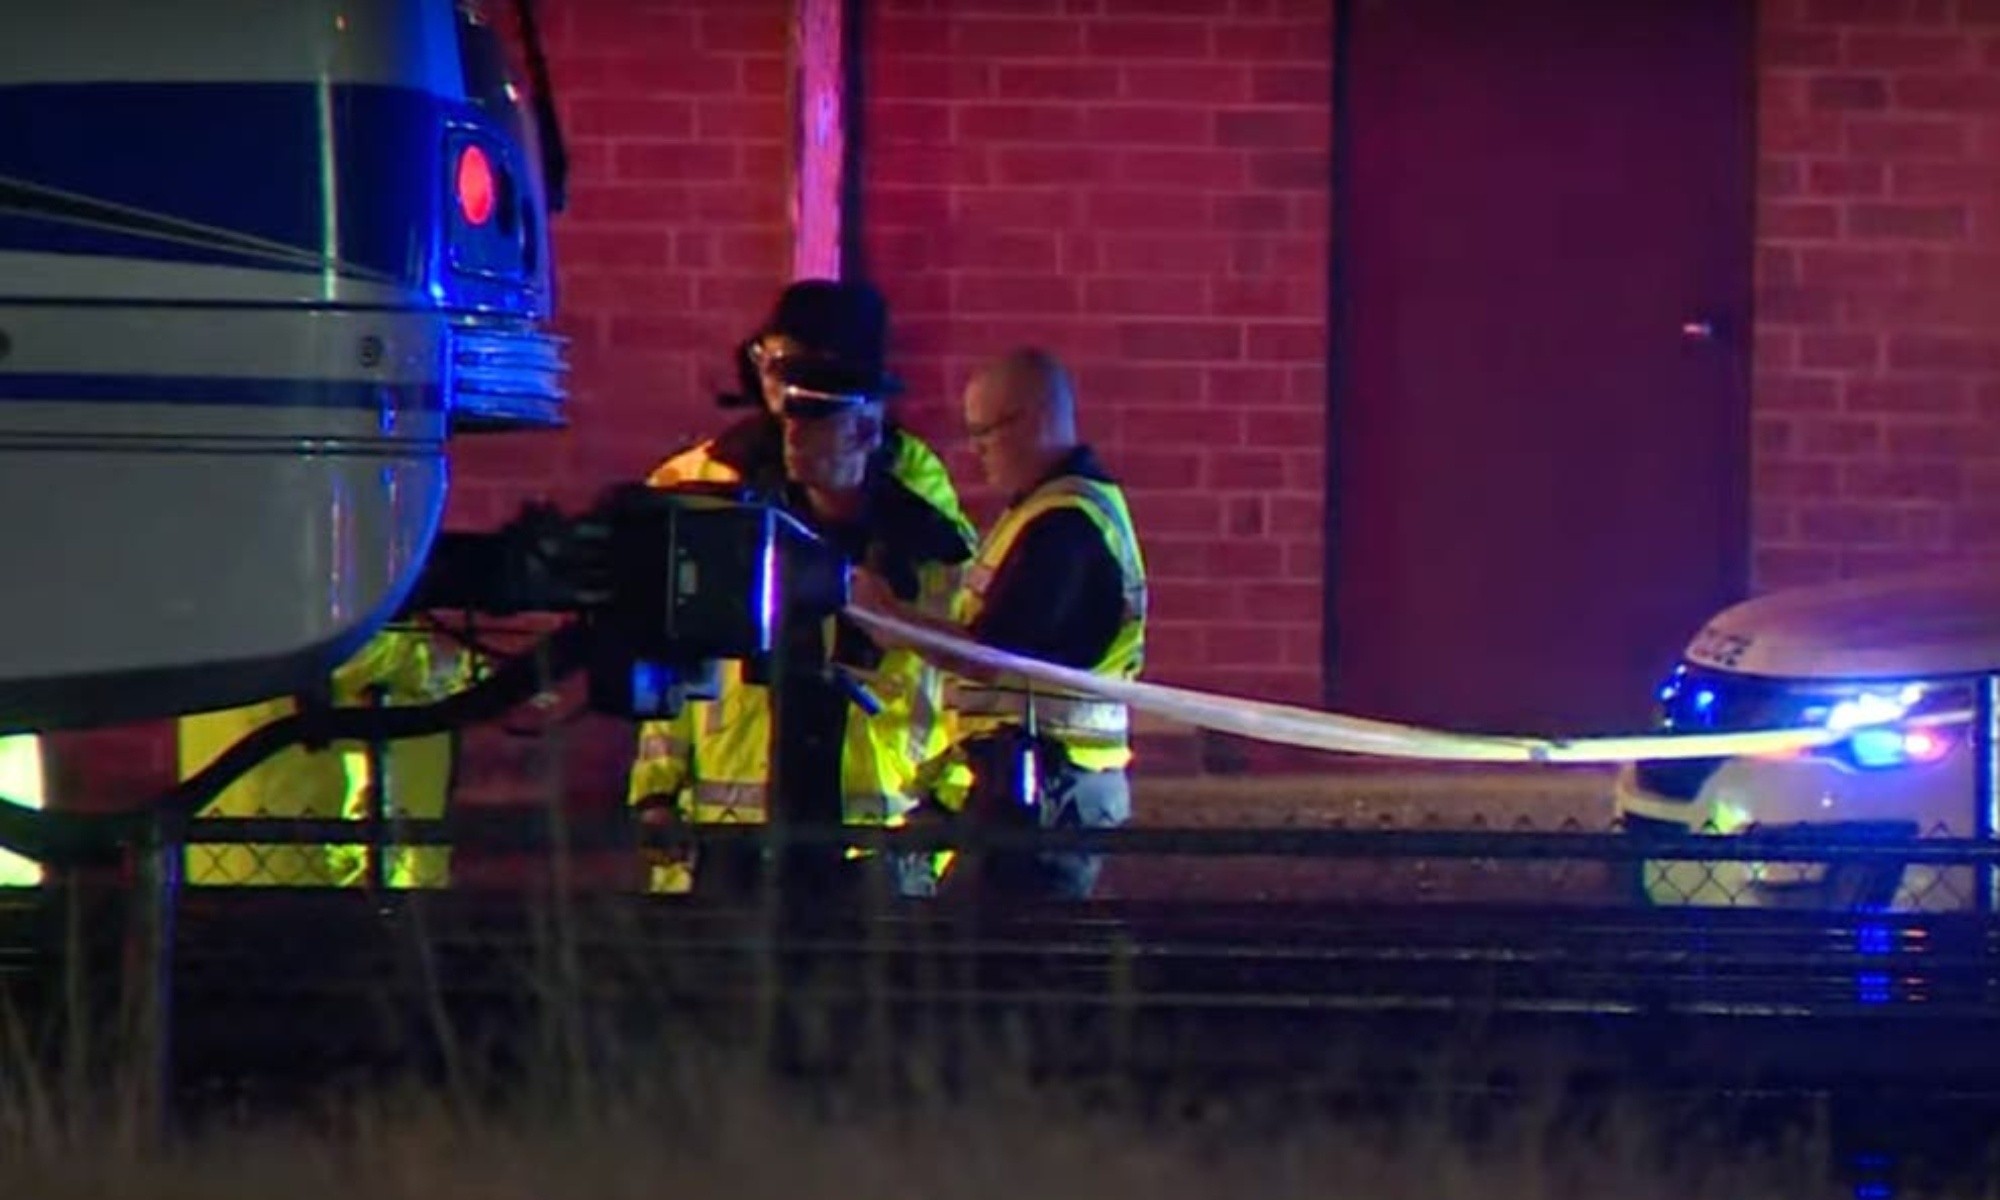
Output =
[
  {"x1": 1757, "y1": 329, "x2": 1800, "y2": 371},
  {"x1": 610, "y1": 142, "x2": 737, "y2": 182},
  {"x1": 1758, "y1": 246, "x2": 1800, "y2": 287},
  {"x1": 605, "y1": 314, "x2": 712, "y2": 352},
  {"x1": 1249, "y1": 152, "x2": 1330, "y2": 191},
  {"x1": 1215, "y1": 109, "x2": 1329, "y2": 150},
  {"x1": 1893, "y1": 73, "x2": 2000, "y2": 111},
  {"x1": 695, "y1": 98, "x2": 784, "y2": 141},
  {"x1": 1104, "y1": 0, "x2": 1223, "y2": 15},
  {"x1": 874, "y1": 59, "x2": 994, "y2": 100},
  {"x1": 1761, "y1": 160, "x2": 1804, "y2": 198},
  {"x1": 1760, "y1": 201, "x2": 1841, "y2": 239},
  {"x1": 566, "y1": 184, "x2": 693, "y2": 227},
  {"x1": 875, "y1": 144, "x2": 992, "y2": 186},
  {"x1": 601, "y1": 54, "x2": 743, "y2": 97},
  {"x1": 1762, "y1": 287, "x2": 1841, "y2": 333},
  {"x1": 1760, "y1": 113, "x2": 1845, "y2": 155},
  {"x1": 1754, "y1": 500, "x2": 1796, "y2": 541},
  {"x1": 1756, "y1": 416, "x2": 1797, "y2": 454},
  {"x1": 1803, "y1": 0, "x2": 1947, "y2": 23},
  {"x1": 1083, "y1": 105, "x2": 1213, "y2": 143},
  {"x1": 1205, "y1": 279, "x2": 1300, "y2": 319},
  {"x1": 1101, "y1": 234, "x2": 1237, "y2": 273},
  {"x1": 1214, "y1": 24, "x2": 1328, "y2": 63},
  {"x1": 1798, "y1": 503, "x2": 1905, "y2": 543},
  {"x1": 1763, "y1": 30, "x2": 1842, "y2": 66},
  {"x1": 1797, "y1": 247, "x2": 1904, "y2": 284},
  {"x1": 1116, "y1": 449, "x2": 1208, "y2": 487},
  {"x1": 715, "y1": 229, "x2": 787, "y2": 270},
  {"x1": 1118, "y1": 321, "x2": 1243, "y2": 361},
  {"x1": 955, "y1": 103, "x2": 1084, "y2": 142},
  {"x1": 876, "y1": 16, "x2": 952, "y2": 57},
  {"x1": 1757, "y1": 459, "x2": 1842, "y2": 498},
  {"x1": 1120, "y1": 64, "x2": 1251, "y2": 103},
  {"x1": 698, "y1": 11, "x2": 783, "y2": 53},
  {"x1": 1084, "y1": 276, "x2": 1212, "y2": 316},
  {"x1": 1758, "y1": 372, "x2": 1842, "y2": 410},
  {"x1": 1800, "y1": 331, "x2": 1882, "y2": 369},
  {"x1": 1806, "y1": 160, "x2": 1885, "y2": 197},
  {"x1": 1846, "y1": 374, "x2": 1973, "y2": 412},
  {"x1": 953, "y1": 274, "x2": 1080, "y2": 314},
  {"x1": 1884, "y1": 333, "x2": 2000, "y2": 372},
  {"x1": 1844, "y1": 116, "x2": 1970, "y2": 157},
  {"x1": 1808, "y1": 75, "x2": 1889, "y2": 110},
  {"x1": 1242, "y1": 407, "x2": 1325, "y2": 449},
  {"x1": 1086, "y1": 189, "x2": 1212, "y2": 228},
  {"x1": 1251, "y1": 66, "x2": 1330, "y2": 105},
  {"x1": 868, "y1": 186, "x2": 952, "y2": 226},
  {"x1": 1132, "y1": 493, "x2": 1223, "y2": 535},
  {"x1": 1212, "y1": 196, "x2": 1291, "y2": 236},
  {"x1": 996, "y1": 63, "x2": 1122, "y2": 100},
  {"x1": 1109, "y1": 148, "x2": 1245, "y2": 189},
  {"x1": 1080, "y1": 363, "x2": 1206, "y2": 406},
  {"x1": 1798, "y1": 417, "x2": 1882, "y2": 454},
  {"x1": 1204, "y1": 541, "x2": 1286, "y2": 579},
  {"x1": 939, "y1": 229, "x2": 1060, "y2": 271},
  {"x1": 1890, "y1": 162, "x2": 2000, "y2": 199},
  {"x1": 1884, "y1": 420, "x2": 1997, "y2": 457},
  {"x1": 1755, "y1": 548, "x2": 1843, "y2": 588},
  {"x1": 871, "y1": 101, "x2": 952, "y2": 144},
  {"x1": 565, "y1": 97, "x2": 695, "y2": 139},
  {"x1": 1204, "y1": 450, "x2": 1284, "y2": 488},
  {"x1": 950, "y1": 18, "x2": 1084, "y2": 57},
  {"x1": 953, "y1": 187, "x2": 1083, "y2": 227},
  {"x1": 1843, "y1": 33, "x2": 1968, "y2": 67},
  {"x1": 553, "y1": 227, "x2": 673, "y2": 268},
  {"x1": 1084, "y1": 20, "x2": 1211, "y2": 59},
  {"x1": 1247, "y1": 323, "x2": 1324, "y2": 362},
  {"x1": 1842, "y1": 461, "x2": 1962, "y2": 501}
]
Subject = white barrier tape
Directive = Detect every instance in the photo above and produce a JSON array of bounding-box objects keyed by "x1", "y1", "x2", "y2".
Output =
[{"x1": 846, "y1": 605, "x2": 1964, "y2": 765}]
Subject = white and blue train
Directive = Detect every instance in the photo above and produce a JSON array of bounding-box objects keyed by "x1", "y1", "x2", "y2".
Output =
[{"x1": 0, "y1": 0, "x2": 568, "y2": 731}]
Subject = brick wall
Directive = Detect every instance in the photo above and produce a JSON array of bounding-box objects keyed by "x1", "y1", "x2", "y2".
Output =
[
  {"x1": 860, "y1": 0, "x2": 1334, "y2": 708},
  {"x1": 1753, "y1": 0, "x2": 2000, "y2": 588},
  {"x1": 62, "y1": 0, "x2": 2000, "y2": 810}
]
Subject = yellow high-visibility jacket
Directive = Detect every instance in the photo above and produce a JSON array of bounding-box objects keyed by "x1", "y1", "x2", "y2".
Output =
[
  {"x1": 177, "y1": 626, "x2": 476, "y2": 888},
  {"x1": 630, "y1": 422, "x2": 973, "y2": 892},
  {"x1": 919, "y1": 469, "x2": 1148, "y2": 813}
]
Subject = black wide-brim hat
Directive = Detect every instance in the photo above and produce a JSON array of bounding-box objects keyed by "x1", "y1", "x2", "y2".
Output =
[{"x1": 756, "y1": 278, "x2": 905, "y2": 399}]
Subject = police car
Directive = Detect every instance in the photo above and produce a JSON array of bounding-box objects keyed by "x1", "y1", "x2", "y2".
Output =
[{"x1": 1613, "y1": 563, "x2": 2000, "y2": 912}]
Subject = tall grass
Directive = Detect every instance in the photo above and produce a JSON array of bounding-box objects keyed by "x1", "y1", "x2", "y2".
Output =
[{"x1": 0, "y1": 875, "x2": 1895, "y2": 1200}]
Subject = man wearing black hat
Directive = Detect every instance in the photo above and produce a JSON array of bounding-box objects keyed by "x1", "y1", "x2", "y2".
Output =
[{"x1": 628, "y1": 279, "x2": 974, "y2": 900}]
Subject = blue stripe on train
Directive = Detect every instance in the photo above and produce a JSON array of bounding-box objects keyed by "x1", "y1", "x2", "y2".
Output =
[
  {"x1": 0, "y1": 81, "x2": 525, "y2": 297},
  {"x1": 0, "y1": 372, "x2": 446, "y2": 412}
]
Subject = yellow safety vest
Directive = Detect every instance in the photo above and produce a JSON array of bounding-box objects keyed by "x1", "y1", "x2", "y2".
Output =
[
  {"x1": 649, "y1": 418, "x2": 977, "y2": 548},
  {"x1": 630, "y1": 428, "x2": 971, "y2": 893},
  {"x1": 0, "y1": 733, "x2": 45, "y2": 886},
  {"x1": 927, "y1": 473, "x2": 1147, "y2": 810},
  {"x1": 177, "y1": 627, "x2": 472, "y2": 888}
]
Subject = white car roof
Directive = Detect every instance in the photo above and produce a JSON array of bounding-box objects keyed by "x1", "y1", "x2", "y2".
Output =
[{"x1": 1686, "y1": 562, "x2": 2000, "y2": 681}]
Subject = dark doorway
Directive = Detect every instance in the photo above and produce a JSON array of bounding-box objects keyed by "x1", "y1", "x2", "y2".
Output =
[{"x1": 1328, "y1": 0, "x2": 1755, "y2": 735}]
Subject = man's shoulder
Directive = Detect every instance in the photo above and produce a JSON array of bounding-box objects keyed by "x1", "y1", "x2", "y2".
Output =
[{"x1": 646, "y1": 414, "x2": 778, "y2": 486}]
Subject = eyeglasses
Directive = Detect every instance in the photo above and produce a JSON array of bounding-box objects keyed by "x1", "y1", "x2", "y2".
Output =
[{"x1": 964, "y1": 408, "x2": 1026, "y2": 441}]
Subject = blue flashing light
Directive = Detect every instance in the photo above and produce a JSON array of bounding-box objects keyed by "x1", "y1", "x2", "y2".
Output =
[
  {"x1": 1857, "y1": 971, "x2": 1892, "y2": 1005},
  {"x1": 1693, "y1": 688, "x2": 1716, "y2": 712},
  {"x1": 1858, "y1": 924, "x2": 1894, "y2": 956}
]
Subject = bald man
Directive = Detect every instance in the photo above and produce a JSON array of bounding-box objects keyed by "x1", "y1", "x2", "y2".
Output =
[{"x1": 856, "y1": 347, "x2": 1148, "y2": 900}]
